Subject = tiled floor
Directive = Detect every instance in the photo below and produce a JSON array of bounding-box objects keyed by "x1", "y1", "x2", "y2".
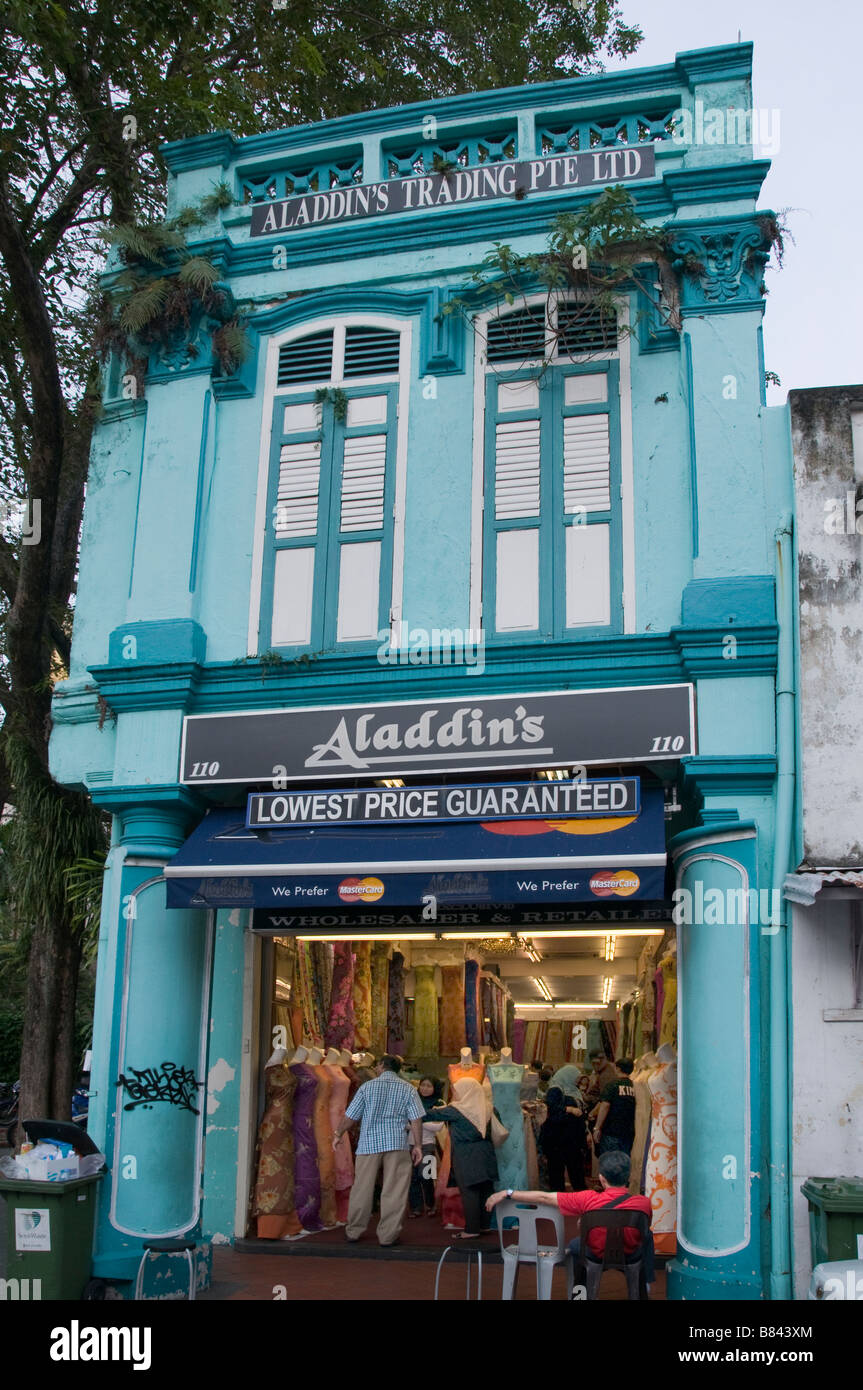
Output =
[{"x1": 202, "y1": 1218, "x2": 666, "y2": 1301}]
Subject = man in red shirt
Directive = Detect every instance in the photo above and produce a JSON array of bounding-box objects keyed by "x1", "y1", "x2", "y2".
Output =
[{"x1": 486, "y1": 1150, "x2": 654, "y2": 1290}]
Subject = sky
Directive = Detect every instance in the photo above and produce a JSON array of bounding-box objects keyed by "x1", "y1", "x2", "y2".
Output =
[{"x1": 604, "y1": 0, "x2": 863, "y2": 403}]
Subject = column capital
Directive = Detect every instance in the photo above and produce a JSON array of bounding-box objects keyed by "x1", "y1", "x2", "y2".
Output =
[{"x1": 90, "y1": 783, "x2": 206, "y2": 854}]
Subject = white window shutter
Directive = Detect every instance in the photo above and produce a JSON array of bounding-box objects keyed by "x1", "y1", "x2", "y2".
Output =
[
  {"x1": 275, "y1": 440, "x2": 322, "y2": 538},
  {"x1": 340, "y1": 434, "x2": 387, "y2": 531},
  {"x1": 494, "y1": 419, "x2": 541, "y2": 519},
  {"x1": 563, "y1": 414, "x2": 610, "y2": 513}
]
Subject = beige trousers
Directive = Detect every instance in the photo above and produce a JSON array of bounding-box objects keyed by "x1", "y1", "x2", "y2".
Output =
[{"x1": 346, "y1": 1149, "x2": 413, "y2": 1245}]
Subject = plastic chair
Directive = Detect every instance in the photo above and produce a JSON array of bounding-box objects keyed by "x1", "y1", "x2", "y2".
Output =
[
  {"x1": 577, "y1": 1209, "x2": 650, "y2": 1301},
  {"x1": 495, "y1": 1199, "x2": 569, "y2": 1300},
  {"x1": 434, "y1": 1244, "x2": 483, "y2": 1300},
  {"x1": 134, "y1": 1237, "x2": 197, "y2": 1301}
]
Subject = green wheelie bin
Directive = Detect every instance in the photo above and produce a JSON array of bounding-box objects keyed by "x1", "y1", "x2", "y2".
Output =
[
  {"x1": 800, "y1": 1177, "x2": 863, "y2": 1267},
  {"x1": 0, "y1": 1172, "x2": 104, "y2": 1300}
]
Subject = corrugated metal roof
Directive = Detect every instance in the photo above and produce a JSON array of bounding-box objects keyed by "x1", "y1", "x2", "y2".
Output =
[{"x1": 783, "y1": 871, "x2": 863, "y2": 906}]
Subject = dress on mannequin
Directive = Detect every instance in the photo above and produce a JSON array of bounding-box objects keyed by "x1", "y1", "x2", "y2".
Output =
[
  {"x1": 644, "y1": 1043, "x2": 677, "y2": 1254},
  {"x1": 312, "y1": 1064, "x2": 338, "y2": 1226},
  {"x1": 252, "y1": 1057, "x2": 303, "y2": 1238},
  {"x1": 290, "y1": 1059, "x2": 322, "y2": 1230},
  {"x1": 487, "y1": 1058, "x2": 529, "y2": 1192},
  {"x1": 628, "y1": 1052, "x2": 657, "y2": 1195},
  {"x1": 323, "y1": 1062, "x2": 353, "y2": 1223},
  {"x1": 658, "y1": 954, "x2": 677, "y2": 1049}
]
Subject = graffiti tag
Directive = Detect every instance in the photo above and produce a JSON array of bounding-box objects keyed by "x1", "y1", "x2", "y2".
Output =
[{"x1": 117, "y1": 1061, "x2": 202, "y2": 1114}]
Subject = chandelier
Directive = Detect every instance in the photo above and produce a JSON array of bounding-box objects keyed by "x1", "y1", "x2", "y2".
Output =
[{"x1": 473, "y1": 935, "x2": 533, "y2": 957}]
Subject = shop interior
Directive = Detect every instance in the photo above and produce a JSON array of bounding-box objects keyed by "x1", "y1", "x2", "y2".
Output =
[{"x1": 249, "y1": 917, "x2": 678, "y2": 1252}]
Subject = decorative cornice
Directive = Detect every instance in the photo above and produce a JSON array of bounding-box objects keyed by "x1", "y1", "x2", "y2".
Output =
[
  {"x1": 680, "y1": 756, "x2": 777, "y2": 796},
  {"x1": 160, "y1": 48, "x2": 754, "y2": 177},
  {"x1": 79, "y1": 622, "x2": 779, "y2": 719}
]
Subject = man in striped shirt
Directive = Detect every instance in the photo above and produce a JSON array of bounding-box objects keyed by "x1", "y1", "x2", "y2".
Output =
[{"x1": 334, "y1": 1054, "x2": 424, "y2": 1246}]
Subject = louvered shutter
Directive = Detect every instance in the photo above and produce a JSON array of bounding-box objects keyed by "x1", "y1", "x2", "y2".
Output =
[
  {"x1": 331, "y1": 391, "x2": 395, "y2": 643},
  {"x1": 494, "y1": 420, "x2": 541, "y2": 519},
  {"x1": 563, "y1": 416, "x2": 611, "y2": 513},
  {"x1": 275, "y1": 440, "x2": 322, "y2": 537}
]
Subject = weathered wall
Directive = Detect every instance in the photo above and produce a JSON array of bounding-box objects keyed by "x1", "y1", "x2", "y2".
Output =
[{"x1": 790, "y1": 386, "x2": 863, "y2": 867}]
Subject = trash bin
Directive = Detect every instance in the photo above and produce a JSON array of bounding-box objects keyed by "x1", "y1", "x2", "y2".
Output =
[
  {"x1": 0, "y1": 1172, "x2": 103, "y2": 1300},
  {"x1": 801, "y1": 1178, "x2": 863, "y2": 1268}
]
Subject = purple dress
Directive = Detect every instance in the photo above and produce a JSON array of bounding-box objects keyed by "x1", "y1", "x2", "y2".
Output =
[{"x1": 290, "y1": 1063, "x2": 322, "y2": 1231}]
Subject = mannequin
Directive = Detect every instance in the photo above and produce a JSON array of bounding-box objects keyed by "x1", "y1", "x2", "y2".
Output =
[
  {"x1": 253, "y1": 1044, "x2": 303, "y2": 1238},
  {"x1": 289, "y1": 1047, "x2": 322, "y2": 1230},
  {"x1": 338, "y1": 1050, "x2": 352, "y2": 1067},
  {"x1": 291, "y1": 1045, "x2": 309, "y2": 1065},
  {"x1": 487, "y1": 1047, "x2": 529, "y2": 1197},
  {"x1": 311, "y1": 1050, "x2": 338, "y2": 1227},
  {"x1": 644, "y1": 1043, "x2": 677, "y2": 1253},
  {"x1": 323, "y1": 1048, "x2": 341, "y2": 1065},
  {"x1": 629, "y1": 1051, "x2": 658, "y2": 1195},
  {"x1": 322, "y1": 1049, "x2": 353, "y2": 1222},
  {"x1": 307, "y1": 1046, "x2": 324, "y2": 1065}
]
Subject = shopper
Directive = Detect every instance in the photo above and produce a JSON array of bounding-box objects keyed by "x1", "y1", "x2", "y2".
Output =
[
  {"x1": 584, "y1": 1049, "x2": 618, "y2": 1107},
  {"x1": 408, "y1": 1075, "x2": 444, "y2": 1218},
  {"x1": 593, "y1": 1058, "x2": 636, "y2": 1157},
  {"x1": 428, "y1": 1078, "x2": 505, "y2": 1239},
  {"x1": 334, "y1": 1054, "x2": 424, "y2": 1247},
  {"x1": 485, "y1": 1150, "x2": 654, "y2": 1286},
  {"x1": 539, "y1": 1086, "x2": 589, "y2": 1192}
]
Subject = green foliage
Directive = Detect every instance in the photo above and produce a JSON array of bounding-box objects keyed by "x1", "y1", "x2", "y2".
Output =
[
  {"x1": 315, "y1": 386, "x2": 349, "y2": 422},
  {"x1": 178, "y1": 257, "x2": 221, "y2": 292}
]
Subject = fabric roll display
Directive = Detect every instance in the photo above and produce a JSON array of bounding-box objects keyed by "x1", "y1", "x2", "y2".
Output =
[
  {"x1": 412, "y1": 964, "x2": 439, "y2": 1057},
  {"x1": 311, "y1": 942, "x2": 334, "y2": 1042},
  {"x1": 511, "y1": 1019, "x2": 526, "y2": 1063},
  {"x1": 295, "y1": 942, "x2": 325, "y2": 1047},
  {"x1": 387, "y1": 950, "x2": 407, "y2": 1054},
  {"x1": 439, "y1": 964, "x2": 465, "y2": 1055},
  {"x1": 325, "y1": 942, "x2": 355, "y2": 1050},
  {"x1": 324, "y1": 1063, "x2": 353, "y2": 1223},
  {"x1": 463, "y1": 958, "x2": 481, "y2": 1051},
  {"x1": 370, "y1": 943, "x2": 390, "y2": 1055},
  {"x1": 351, "y1": 942, "x2": 373, "y2": 1051}
]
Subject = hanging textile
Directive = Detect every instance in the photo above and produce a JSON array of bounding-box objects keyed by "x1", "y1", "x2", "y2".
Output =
[
  {"x1": 413, "y1": 964, "x2": 439, "y2": 1056},
  {"x1": 290, "y1": 1061, "x2": 322, "y2": 1230},
  {"x1": 463, "y1": 958, "x2": 481, "y2": 1051},
  {"x1": 295, "y1": 942, "x2": 325, "y2": 1046},
  {"x1": 311, "y1": 942, "x2": 334, "y2": 1041},
  {"x1": 439, "y1": 964, "x2": 465, "y2": 1054},
  {"x1": 325, "y1": 942, "x2": 355, "y2": 1050},
  {"x1": 544, "y1": 1022, "x2": 565, "y2": 1071},
  {"x1": 352, "y1": 942, "x2": 373, "y2": 1050},
  {"x1": 312, "y1": 1065, "x2": 338, "y2": 1227},
  {"x1": 645, "y1": 1057, "x2": 678, "y2": 1254},
  {"x1": 654, "y1": 967, "x2": 665, "y2": 1043},
  {"x1": 586, "y1": 1019, "x2": 605, "y2": 1059},
  {"x1": 512, "y1": 1018, "x2": 526, "y2": 1063},
  {"x1": 505, "y1": 996, "x2": 515, "y2": 1051},
  {"x1": 324, "y1": 1064, "x2": 353, "y2": 1223},
  {"x1": 479, "y1": 974, "x2": 494, "y2": 1046},
  {"x1": 659, "y1": 955, "x2": 678, "y2": 1049},
  {"x1": 387, "y1": 950, "x2": 407, "y2": 1054},
  {"x1": 370, "y1": 944, "x2": 390, "y2": 1055},
  {"x1": 253, "y1": 1060, "x2": 303, "y2": 1238}
]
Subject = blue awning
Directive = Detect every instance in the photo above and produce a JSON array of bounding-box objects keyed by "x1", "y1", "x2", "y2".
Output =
[{"x1": 165, "y1": 787, "x2": 667, "y2": 911}]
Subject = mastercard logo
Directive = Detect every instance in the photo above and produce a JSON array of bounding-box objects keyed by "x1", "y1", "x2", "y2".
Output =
[
  {"x1": 589, "y1": 870, "x2": 641, "y2": 898},
  {"x1": 338, "y1": 876, "x2": 385, "y2": 904}
]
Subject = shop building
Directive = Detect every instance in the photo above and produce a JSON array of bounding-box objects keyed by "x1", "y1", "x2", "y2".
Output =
[
  {"x1": 784, "y1": 386, "x2": 863, "y2": 1297},
  {"x1": 50, "y1": 43, "x2": 796, "y2": 1299}
]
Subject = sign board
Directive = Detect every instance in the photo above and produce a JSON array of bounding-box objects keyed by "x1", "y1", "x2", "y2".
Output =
[
  {"x1": 246, "y1": 777, "x2": 640, "y2": 828},
  {"x1": 15, "y1": 1208, "x2": 51, "y2": 1252},
  {"x1": 252, "y1": 904, "x2": 672, "y2": 933},
  {"x1": 181, "y1": 683, "x2": 695, "y2": 787},
  {"x1": 250, "y1": 145, "x2": 656, "y2": 237}
]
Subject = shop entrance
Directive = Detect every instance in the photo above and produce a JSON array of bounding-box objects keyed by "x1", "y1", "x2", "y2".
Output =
[{"x1": 240, "y1": 919, "x2": 677, "y2": 1291}]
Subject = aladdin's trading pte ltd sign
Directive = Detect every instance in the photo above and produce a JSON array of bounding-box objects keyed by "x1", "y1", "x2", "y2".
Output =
[
  {"x1": 180, "y1": 684, "x2": 695, "y2": 787},
  {"x1": 249, "y1": 145, "x2": 656, "y2": 237}
]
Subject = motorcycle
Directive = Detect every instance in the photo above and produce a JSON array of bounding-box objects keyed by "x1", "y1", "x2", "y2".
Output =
[{"x1": 1, "y1": 1078, "x2": 89, "y2": 1147}]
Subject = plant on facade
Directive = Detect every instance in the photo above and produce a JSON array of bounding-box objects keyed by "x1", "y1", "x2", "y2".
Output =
[
  {"x1": 314, "y1": 387, "x2": 349, "y2": 423},
  {"x1": 0, "y1": 0, "x2": 642, "y2": 1126}
]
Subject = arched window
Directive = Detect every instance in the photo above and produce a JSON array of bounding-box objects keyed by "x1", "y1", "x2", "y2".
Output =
[{"x1": 259, "y1": 319, "x2": 407, "y2": 652}]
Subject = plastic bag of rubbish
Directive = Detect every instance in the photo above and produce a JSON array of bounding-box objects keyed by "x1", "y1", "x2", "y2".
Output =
[
  {"x1": 78, "y1": 1152, "x2": 106, "y2": 1177},
  {"x1": 0, "y1": 1153, "x2": 28, "y2": 1179}
]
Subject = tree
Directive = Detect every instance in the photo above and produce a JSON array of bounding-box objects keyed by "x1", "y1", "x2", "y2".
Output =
[{"x1": 0, "y1": 0, "x2": 641, "y2": 1124}]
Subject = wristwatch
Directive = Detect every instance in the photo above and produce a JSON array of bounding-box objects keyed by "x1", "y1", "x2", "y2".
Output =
[{"x1": 506, "y1": 1188, "x2": 514, "y2": 1198}]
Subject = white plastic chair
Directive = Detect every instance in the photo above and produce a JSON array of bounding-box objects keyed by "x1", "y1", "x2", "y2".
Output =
[{"x1": 494, "y1": 1199, "x2": 570, "y2": 1300}]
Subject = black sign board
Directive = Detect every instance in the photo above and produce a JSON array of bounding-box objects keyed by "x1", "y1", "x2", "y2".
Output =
[
  {"x1": 251, "y1": 903, "x2": 672, "y2": 934},
  {"x1": 249, "y1": 146, "x2": 656, "y2": 237},
  {"x1": 180, "y1": 684, "x2": 695, "y2": 787},
  {"x1": 246, "y1": 777, "x2": 640, "y2": 829}
]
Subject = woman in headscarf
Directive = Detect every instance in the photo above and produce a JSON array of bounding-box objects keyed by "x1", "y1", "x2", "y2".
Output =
[
  {"x1": 548, "y1": 1062, "x2": 584, "y2": 1099},
  {"x1": 408, "y1": 1076, "x2": 444, "y2": 1217},
  {"x1": 539, "y1": 1086, "x2": 590, "y2": 1192},
  {"x1": 427, "y1": 1078, "x2": 504, "y2": 1238}
]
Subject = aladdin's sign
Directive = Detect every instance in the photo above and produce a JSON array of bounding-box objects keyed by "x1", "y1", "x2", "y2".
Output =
[
  {"x1": 249, "y1": 145, "x2": 656, "y2": 237},
  {"x1": 180, "y1": 684, "x2": 695, "y2": 787}
]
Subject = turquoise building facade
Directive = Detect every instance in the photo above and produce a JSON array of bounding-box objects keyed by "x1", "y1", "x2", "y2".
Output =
[{"x1": 50, "y1": 43, "x2": 798, "y2": 1299}]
